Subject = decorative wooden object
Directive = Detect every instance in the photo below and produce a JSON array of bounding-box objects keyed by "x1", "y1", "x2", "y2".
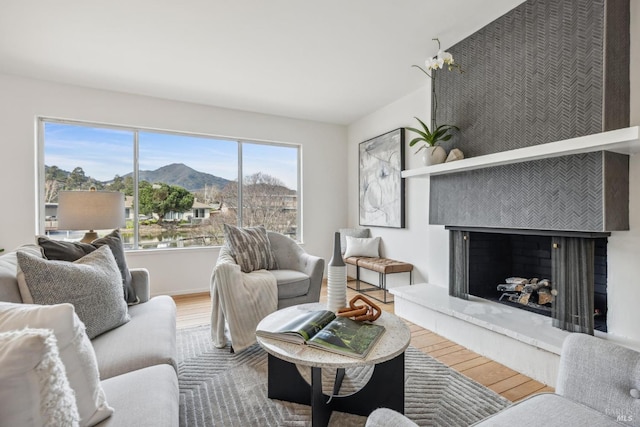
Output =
[{"x1": 336, "y1": 295, "x2": 381, "y2": 322}]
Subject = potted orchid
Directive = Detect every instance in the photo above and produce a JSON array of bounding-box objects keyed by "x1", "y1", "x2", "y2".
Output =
[{"x1": 408, "y1": 38, "x2": 462, "y2": 165}]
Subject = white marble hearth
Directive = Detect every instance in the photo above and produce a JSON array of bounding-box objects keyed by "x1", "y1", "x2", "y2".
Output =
[
  {"x1": 393, "y1": 283, "x2": 640, "y2": 387},
  {"x1": 392, "y1": 283, "x2": 569, "y2": 387}
]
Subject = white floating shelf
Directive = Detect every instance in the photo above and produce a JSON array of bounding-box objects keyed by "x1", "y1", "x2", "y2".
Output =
[{"x1": 401, "y1": 126, "x2": 640, "y2": 178}]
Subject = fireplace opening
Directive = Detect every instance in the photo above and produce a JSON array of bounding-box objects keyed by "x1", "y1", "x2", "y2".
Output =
[{"x1": 466, "y1": 231, "x2": 608, "y2": 332}]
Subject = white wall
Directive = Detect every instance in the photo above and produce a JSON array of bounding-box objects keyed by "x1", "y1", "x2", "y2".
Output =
[
  {"x1": 0, "y1": 73, "x2": 348, "y2": 295},
  {"x1": 347, "y1": 4, "x2": 640, "y2": 342}
]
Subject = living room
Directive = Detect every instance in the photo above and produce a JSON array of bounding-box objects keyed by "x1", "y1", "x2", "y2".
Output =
[{"x1": 1, "y1": 0, "x2": 640, "y2": 426}]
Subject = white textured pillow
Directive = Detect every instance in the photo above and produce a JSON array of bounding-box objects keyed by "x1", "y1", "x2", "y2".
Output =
[
  {"x1": 344, "y1": 236, "x2": 381, "y2": 258},
  {"x1": 0, "y1": 328, "x2": 80, "y2": 427},
  {"x1": 0, "y1": 302, "x2": 114, "y2": 426},
  {"x1": 338, "y1": 228, "x2": 371, "y2": 254},
  {"x1": 17, "y1": 245, "x2": 130, "y2": 339}
]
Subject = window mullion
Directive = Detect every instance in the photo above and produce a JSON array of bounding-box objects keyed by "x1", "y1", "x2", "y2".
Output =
[
  {"x1": 133, "y1": 131, "x2": 139, "y2": 249},
  {"x1": 237, "y1": 141, "x2": 243, "y2": 226}
]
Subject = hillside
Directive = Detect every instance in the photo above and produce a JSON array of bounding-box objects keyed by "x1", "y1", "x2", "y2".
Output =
[
  {"x1": 133, "y1": 163, "x2": 231, "y2": 191},
  {"x1": 45, "y1": 163, "x2": 232, "y2": 193}
]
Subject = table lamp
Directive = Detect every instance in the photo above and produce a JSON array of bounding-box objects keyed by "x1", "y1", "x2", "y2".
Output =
[{"x1": 57, "y1": 189, "x2": 125, "y2": 243}]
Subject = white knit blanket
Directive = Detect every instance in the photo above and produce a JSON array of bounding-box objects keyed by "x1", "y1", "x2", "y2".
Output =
[{"x1": 210, "y1": 249, "x2": 278, "y2": 352}]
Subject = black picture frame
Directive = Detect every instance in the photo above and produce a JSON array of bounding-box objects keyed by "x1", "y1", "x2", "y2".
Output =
[{"x1": 359, "y1": 128, "x2": 405, "y2": 228}]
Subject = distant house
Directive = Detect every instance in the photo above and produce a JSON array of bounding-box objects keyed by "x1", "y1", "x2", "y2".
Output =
[
  {"x1": 44, "y1": 203, "x2": 58, "y2": 231},
  {"x1": 125, "y1": 195, "x2": 215, "y2": 223}
]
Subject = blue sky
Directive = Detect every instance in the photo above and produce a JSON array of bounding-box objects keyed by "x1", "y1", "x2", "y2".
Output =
[{"x1": 44, "y1": 122, "x2": 299, "y2": 190}]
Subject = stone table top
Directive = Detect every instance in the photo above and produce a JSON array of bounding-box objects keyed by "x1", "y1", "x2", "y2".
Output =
[{"x1": 256, "y1": 302, "x2": 410, "y2": 369}]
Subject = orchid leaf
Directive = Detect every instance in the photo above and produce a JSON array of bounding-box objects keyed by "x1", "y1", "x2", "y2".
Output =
[{"x1": 406, "y1": 127, "x2": 428, "y2": 140}]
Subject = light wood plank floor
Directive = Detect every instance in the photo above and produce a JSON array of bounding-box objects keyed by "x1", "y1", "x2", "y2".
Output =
[{"x1": 173, "y1": 280, "x2": 554, "y2": 402}]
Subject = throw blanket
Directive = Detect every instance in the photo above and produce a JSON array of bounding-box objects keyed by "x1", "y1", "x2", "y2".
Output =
[{"x1": 210, "y1": 248, "x2": 278, "y2": 352}]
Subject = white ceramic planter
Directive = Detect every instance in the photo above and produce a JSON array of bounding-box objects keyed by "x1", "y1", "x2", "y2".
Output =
[{"x1": 422, "y1": 146, "x2": 447, "y2": 166}]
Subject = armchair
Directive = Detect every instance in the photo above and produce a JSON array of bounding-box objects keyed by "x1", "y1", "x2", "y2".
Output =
[
  {"x1": 267, "y1": 231, "x2": 324, "y2": 309},
  {"x1": 210, "y1": 231, "x2": 324, "y2": 352}
]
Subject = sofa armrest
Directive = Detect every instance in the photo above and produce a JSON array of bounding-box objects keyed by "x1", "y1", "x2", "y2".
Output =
[{"x1": 130, "y1": 268, "x2": 150, "y2": 303}]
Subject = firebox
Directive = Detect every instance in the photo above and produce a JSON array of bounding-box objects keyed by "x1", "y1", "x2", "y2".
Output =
[{"x1": 447, "y1": 227, "x2": 608, "y2": 333}]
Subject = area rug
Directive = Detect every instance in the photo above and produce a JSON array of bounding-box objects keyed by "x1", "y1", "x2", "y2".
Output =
[{"x1": 177, "y1": 325, "x2": 510, "y2": 426}]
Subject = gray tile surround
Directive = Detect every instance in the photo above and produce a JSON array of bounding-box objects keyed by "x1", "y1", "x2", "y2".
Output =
[
  {"x1": 430, "y1": 151, "x2": 629, "y2": 232},
  {"x1": 427, "y1": 0, "x2": 630, "y2": 233}
]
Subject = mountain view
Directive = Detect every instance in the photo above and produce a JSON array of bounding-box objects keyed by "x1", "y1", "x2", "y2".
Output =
[
  {"x1": 125, "y1": 163, "x2": 231, "y2": 192},
  {"x1": 46, "y1": 163, "x2": 232, "y2": 193}
]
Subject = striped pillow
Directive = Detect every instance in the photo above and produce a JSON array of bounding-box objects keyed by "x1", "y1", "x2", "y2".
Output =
[{"x1": 223, "y1": 224, "x2": 277, "y2": 273}]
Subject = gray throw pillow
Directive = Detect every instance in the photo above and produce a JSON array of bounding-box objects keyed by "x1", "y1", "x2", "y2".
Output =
[
  {"x1": 17, "y1": 245, "x2": 130, "y2": 339},
  {"x1": 37, "y1": 230, "x2": 137, "y2": 305},
  {"x1": 223, "y1": 224, "x2": 278, "y2": 273}
]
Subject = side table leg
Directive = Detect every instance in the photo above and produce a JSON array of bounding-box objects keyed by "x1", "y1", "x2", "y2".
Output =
[
  {"x1": 267, "y1": 353, "x2": 311, "y2": 405},
  {"x1": 311, "y1": 367, "x2": 332, "y2": 427}
]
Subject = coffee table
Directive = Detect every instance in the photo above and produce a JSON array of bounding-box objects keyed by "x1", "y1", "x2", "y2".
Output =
[{"x1": 256, "y1": 302, "x2": 411, "y2": 426}]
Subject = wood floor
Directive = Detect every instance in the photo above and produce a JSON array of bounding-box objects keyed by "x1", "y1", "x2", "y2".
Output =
[{"x1": 172, "y1": 280, "x2": 554, "y2": 402}]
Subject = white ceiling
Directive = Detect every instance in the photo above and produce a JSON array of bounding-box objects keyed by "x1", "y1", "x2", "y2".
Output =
[{"x1": 0, "y1": 0, "x2": 524, "y2": 125}]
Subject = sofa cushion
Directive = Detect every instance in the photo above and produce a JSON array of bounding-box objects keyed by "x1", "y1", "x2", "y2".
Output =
[
  {"x1": 0, "y1": 302, "x2": 113, "y2": 426},
  {"x1": 270, "y1": 269, "x2": 310, "y2": 299},
  {"x1": 17, "y1": 246, "x2": 130, "y2": 339},
  {"x1": 0, "y1": 328, "x2": 80, "y2": 427},
  {"x1": 223, "y1": 224, "x2": 278, "y2": 273},
  {"x1": 96, "y1": 364, "x2": 178, "y2": 427},
  {"x1": 91, "y1": 295, "x2": 177, "y2": 380},
  {"x1": 37, "y1": 230, "x2": 137, "y2": 304},
  {"x1": 472, "y1": 393, "x2": 623, "y2": 426}
]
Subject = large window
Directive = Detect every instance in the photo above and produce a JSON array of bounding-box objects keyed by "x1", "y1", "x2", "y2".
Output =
[{"x1": 39, "y1": 119, "x2": 301, "y2": 249}]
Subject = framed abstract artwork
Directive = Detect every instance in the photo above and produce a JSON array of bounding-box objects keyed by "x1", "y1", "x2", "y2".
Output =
[{"x1": 359, "y1": 128, "x2": 405, "y2": 228}]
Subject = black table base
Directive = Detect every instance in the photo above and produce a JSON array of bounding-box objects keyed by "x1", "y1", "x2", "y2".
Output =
[{"x1": 267, "y1": 353, "x2": 405, "y2": 427}]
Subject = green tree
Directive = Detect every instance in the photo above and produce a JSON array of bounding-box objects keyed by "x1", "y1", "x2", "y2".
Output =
[
  {"x1": 123, "y1": 176, "x2": 135, "y2": 196},
  {"x1": 138, "y1": 181, "x2": 194, "y2": 223},
  {"x1": 65, "y1": 167, "x2": 87, "y2": 189},
  {"x1": 44, "y1": 165, "x2": 67, "y2": 202},
  {"x1": 107, "y1": 175, "x2": 125, "y2": 192}
]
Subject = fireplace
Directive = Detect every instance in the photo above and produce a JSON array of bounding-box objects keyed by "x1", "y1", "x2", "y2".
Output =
[{"x1": 448, "y1": 227, "x2": 609, "y2": 333}]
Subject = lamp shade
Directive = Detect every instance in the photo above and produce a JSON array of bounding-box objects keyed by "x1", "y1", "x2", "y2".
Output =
[{"x1": 57, "y1": 191, "x2": 125, "y2": 231}]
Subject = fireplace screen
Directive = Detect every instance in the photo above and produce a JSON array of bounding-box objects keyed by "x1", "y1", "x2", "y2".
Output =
[{"x1": 448, "y1": 228, "x2": 608, "y2": 334}]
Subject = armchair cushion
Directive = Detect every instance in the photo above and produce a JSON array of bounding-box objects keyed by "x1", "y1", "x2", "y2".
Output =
[
  {"x1": 223, "y1": 224, "x2": 277, "y2": 273},
  {"x1": 270, "y1": 269, "x2": 310, "y2": 299}
]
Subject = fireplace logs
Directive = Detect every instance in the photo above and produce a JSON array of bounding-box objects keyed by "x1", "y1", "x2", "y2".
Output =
[{"x1": 497, "y1": 277, "x2": 555, "y2": 312}]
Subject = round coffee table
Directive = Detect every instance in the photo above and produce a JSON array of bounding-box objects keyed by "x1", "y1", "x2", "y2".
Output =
[{"x1": 256, "y1": 302, "x2": 411, "y2": 426}]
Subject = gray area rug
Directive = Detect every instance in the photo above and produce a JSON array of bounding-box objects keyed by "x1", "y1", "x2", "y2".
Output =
[{"x1": 177, "y1": 325, "x2": 510, "y2": 426}]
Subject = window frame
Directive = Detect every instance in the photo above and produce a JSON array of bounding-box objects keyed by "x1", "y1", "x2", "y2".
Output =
[{"x1": 37, "y1": 117, "x2": 302, "y2": 249}]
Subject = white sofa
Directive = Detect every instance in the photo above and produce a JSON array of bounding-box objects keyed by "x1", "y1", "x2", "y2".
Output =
[{"x1": 0, "y1": 246, "x2": 179, "y2": 427}]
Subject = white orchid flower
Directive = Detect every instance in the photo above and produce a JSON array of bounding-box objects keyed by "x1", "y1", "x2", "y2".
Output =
[
  {"x1": 426, "y1": 56, "x2": 444, "y2": 70},
  {"x1": 438, "y1": 50, "x2": 454, "y2": 65}
]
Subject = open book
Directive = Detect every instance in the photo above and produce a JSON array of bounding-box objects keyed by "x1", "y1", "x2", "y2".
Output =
[{"x1": 256, "y1": 309, "x2": 385, "y2": 359}]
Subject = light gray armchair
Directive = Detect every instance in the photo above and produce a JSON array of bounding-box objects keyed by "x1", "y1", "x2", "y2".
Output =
[
  {"x1": 267, "y1": 231, "x2": 324, "y2": 308},
  {"x1": 210, "y1": 231, "x2": 324, "y2": 352},
  {"x1": 366, "y1": 333, "x2": 640, "y2": 427}
]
